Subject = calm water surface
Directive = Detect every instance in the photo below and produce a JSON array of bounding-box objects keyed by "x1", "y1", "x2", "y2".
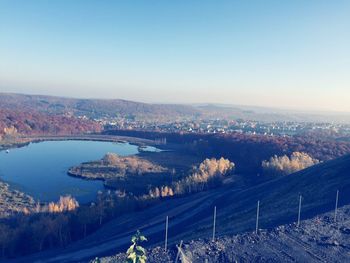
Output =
[{"x1": 0, "y1": 140, "x2": 139, "y2": 203}]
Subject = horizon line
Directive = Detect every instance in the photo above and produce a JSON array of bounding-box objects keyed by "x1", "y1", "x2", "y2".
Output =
[{"x1": 1, "y1": 91, "x2": 350, "y2": 116}]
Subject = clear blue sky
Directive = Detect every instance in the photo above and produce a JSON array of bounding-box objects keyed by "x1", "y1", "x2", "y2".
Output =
[{"x1": 0, "y1": 0, "x2": 349, "y2": 111}]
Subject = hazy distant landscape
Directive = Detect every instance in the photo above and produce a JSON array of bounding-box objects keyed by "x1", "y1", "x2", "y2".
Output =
[
  {"x1": 1, "y1": 1, "x2": 350, "y2": 262},
  {"x1": 2, "y1": 93, "x2": 350, "y2": 123}
]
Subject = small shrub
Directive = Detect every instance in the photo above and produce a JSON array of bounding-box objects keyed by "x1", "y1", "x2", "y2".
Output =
[
  {"x1": 91, "y1": 257, "x2": 100, "y2": 263},
  {"x1": 126, "y1": 230, "x2": 147, "y2": 263}
]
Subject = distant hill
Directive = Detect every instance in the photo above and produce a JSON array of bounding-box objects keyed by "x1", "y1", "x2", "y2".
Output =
[
  {"x1": 0, "y1": 93, "x2": 200, "y2": 121},
  {"x1": 13, "y1": 154, "x2": 350, "y2": 262},
  {"x1": 197, "y1": 103, "x2": 350, "y2": 123},
  {"x1": 2, "y1": 92, "x2": 350, "y2": 123}
]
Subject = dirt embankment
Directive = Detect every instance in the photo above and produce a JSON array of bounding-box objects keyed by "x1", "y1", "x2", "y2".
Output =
[{"x1": 100, "y1": 205, "x2": 350, "y2": 263}]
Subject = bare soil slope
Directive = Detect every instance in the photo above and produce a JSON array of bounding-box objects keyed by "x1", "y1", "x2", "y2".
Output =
[{"x1": 103, "y1": 205, "x2": 350, "y2": 262}]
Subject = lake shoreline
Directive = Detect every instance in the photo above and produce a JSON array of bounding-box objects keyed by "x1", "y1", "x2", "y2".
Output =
[
  {"x1": 0, "y1": 181, "x2": 36, "y2": 218},
  {"x1": 0, "y1": 136, "x2": 167, "y2": 214},
  {"x1": 0, "y1": 134, "x2": 171, "y2": 216},
  {"x1": 0, "y1": 133, "x2": 166, "y2": 154}
]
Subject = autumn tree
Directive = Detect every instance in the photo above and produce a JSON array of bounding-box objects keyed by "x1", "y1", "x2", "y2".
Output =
[
  {"x1": 46, "y1": 195, "x2": 79, "y2": 213},
  {"x1": 262, "y1": 152, "x2": 319, "y2": 176},
  {"x1": 147, "y1": 157, "x2": 235, "y2": 198}
]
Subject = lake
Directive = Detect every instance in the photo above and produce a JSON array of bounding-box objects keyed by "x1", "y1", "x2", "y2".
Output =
[{"x1": 0, "y1": 140, "x2": 139, "y2": 203}]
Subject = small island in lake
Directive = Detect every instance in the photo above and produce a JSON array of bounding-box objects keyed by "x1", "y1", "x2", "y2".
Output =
[
  {"x1": 68, "y1": 152, "x2": 167, "y2": 180},
  {"x1": 68, "y1": 153, "x2": 171, "y2": 194}
]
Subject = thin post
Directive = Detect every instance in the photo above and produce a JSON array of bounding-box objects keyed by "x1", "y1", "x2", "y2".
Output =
[
  {"x1": 297, "y1": 195, "x2": 302, "y2": 227},
  {"x1": 175, "y1": 240, "x2": 183, "y2": 263},
  {"x1": 255, "y1": 200, "x2": 260, "y2": 234},
  {"x1": 165, "y1": 216, "x2": 168, "y2": 252},
  {"x1": 212, "y1": 206, "x2": 217, "y2": 241},
  {"x1": 334, "y1": 190, "x2": 339, "y2": 222}
]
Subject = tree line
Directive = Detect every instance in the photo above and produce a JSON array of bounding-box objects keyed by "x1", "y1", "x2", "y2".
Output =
[{"x1": 105, "y1": 129, "x2": 350, "y2": 174}]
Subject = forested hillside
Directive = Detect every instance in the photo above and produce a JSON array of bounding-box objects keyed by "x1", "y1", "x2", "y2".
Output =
[
  {"x1": 0, "y1": 109, "x2": 101, "y2": 139},
  {"x1": 0, "y1": 93, "x2": 199, "y2": 120}
]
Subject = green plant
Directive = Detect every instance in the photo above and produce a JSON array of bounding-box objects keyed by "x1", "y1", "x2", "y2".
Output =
[{"x1": 126, "y1": 230, "x2": 147, "y2": 263}]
